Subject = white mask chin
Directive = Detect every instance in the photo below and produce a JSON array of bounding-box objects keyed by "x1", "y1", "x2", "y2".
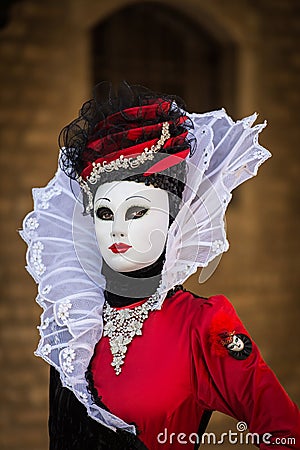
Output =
[{"x1": 93, "y1": 180, "x2": 169, "y2": 272}]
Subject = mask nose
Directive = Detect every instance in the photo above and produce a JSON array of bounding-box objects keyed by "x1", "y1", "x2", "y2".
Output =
[{"x1": 111, "y1": 215, "x2": 127, "y2": 240}]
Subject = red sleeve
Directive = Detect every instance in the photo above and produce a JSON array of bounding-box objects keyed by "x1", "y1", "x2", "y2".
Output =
[{"x1": 191, "y1": 294, "x2": 300, "y2": 449}]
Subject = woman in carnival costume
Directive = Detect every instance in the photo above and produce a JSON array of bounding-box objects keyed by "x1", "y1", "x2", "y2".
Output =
[{"x1": 21, "y1": 82, "x2": 300, "y2": 449}]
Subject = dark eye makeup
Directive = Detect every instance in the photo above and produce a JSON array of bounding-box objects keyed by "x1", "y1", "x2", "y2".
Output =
[
  {"x1": 96, "y1": 207, "x2": 114, "y2": 221},
  {"x1": 125, "y1": 206, "x2": 149, "y2": 220},
  {"x1": 95, "y1": 205, "x2": 149, "y2": 221}
]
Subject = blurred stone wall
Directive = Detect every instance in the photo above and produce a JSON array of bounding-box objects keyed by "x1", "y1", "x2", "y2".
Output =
[{"x1": 0, "y1": 1, "x2": 299, "y2": 449}]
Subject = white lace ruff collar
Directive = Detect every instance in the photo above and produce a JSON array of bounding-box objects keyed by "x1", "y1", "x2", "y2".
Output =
[{"x1": 20, "y1": 109, "x2": 271, "y2": 433}]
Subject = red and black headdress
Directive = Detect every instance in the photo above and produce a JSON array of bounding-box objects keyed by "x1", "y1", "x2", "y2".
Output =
[{"x1": 59, "y1": 81, "x2": 194, "y2": 213}]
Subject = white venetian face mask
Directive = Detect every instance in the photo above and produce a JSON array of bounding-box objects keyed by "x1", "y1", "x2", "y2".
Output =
[{"x1": 93, "y1": 180, "x2": 169, "y2": 272}]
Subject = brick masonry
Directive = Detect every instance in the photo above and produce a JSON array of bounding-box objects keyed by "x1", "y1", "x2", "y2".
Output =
[{"x1": 0, "y1": 1, "x2": 299, "y2": 449}]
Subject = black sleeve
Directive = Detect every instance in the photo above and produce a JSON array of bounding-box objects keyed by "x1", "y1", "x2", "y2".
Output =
[{"x1": 48, "y1": 366, "x2": 148, "y2": 450}]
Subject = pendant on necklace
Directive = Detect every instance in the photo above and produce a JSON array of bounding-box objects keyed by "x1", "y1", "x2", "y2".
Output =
[{"x1": 103, "y1": 294, "x2": 158, "y2": 375}]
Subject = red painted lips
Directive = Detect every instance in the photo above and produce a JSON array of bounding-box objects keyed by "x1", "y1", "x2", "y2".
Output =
[{"x1": 109, "y1": 243, "x2": 132, "y2": 254}]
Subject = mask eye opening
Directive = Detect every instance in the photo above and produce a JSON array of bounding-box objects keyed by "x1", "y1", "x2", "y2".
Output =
[
  {"x1": 96, "y1": 206, "x2": 114, "y2": 221},
  {"x1": 125, "y1": 206, "x2": 149, "y2": 221}
]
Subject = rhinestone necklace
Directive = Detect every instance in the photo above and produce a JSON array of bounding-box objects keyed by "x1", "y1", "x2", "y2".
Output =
[{"x1": 103, "y1": 292, "x2": 159, "y2": 375}]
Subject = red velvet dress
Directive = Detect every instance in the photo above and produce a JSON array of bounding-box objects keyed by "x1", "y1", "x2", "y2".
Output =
[{"x1": 91, "y1": 290, "x2": 300, "y2": 449}]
